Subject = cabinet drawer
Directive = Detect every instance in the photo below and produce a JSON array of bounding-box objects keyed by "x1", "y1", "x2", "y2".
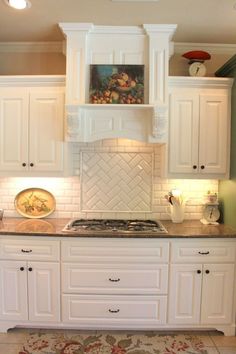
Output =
[
  {"x1": 61, "y1": 239, "x2": 169, "y2": 263},
  {"x1": 0, "y1": 239, "x2": 60, "y2": 261},
  {"x1": 62, "y1": 263, "x2": 168, "y2": 295},
  {"x1": 62, "y1": 295, "x2": 167, "y2": 325},
  {"x1": 171, "y1": 241, "x2": 235, "y2": 263}
]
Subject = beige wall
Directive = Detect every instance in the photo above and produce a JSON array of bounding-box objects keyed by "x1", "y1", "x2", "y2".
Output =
[
  {"x1": 0, "y1": 52, "x2": 66, "y2": 75},
  {"x1": 0, "y1": 49, "x2": 232, "y2": 76}
]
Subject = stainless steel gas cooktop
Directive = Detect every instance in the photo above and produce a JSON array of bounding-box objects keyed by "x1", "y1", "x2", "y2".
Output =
[{"x1": 62, "y1": 219, "x2": 168, "y2": 235}]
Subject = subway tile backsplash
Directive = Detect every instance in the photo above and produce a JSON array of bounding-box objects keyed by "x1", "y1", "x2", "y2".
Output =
[{"x1": 0, "y1": 139, "x2": 218, "y2": 220}]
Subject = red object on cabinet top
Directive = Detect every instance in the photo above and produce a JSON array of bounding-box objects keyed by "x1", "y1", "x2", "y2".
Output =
[{"x1": 182, "y1": 50, "x2": 211, "y2": 62}]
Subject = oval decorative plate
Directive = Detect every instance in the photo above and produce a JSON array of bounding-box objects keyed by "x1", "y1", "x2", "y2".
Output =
[{"x1": 15, "y1": 188, "x2": 56, "y2": 219}]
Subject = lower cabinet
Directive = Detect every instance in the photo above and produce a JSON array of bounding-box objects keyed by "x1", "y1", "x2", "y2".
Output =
[
  {"x1": 168, "y1": 263, "x2": 234, "y2": 325},
  {"x1": 0, "y1": 237, "x2": 60, "y2": 328},
  {"x1": 61, "y1": 238, "x2": 169, "y2": 328},
  {"x1": 0, "y1": 237, "x2": 235, "y2": 335},
  {"x1": 168, "y1": 241, "x2": 236, "y2": 330},
  {"x1": 0, "y1": 261, "x2": 60, "y2": 322},
  {"x1": 62, "y1": 295, "x2": 167, "y2": 325}
]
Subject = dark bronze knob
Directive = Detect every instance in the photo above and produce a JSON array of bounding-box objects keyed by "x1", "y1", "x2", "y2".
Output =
[
  {"x1": 21, "y1": 249, "x2": 32, "y2": 253},
  {"x1": 201, "y1": 165, "x2": 205, "y2": 169},
  {"x1": 197, "y1": 270, "x2": 201, "y2": 274},
  {"x1": 205, "y1": 270, "x2": 210, "y2": 274},
  {"x1": 28, "y1": 267, "x2": 33, "y2": 272},
  {"x1": 20, "y1": 267, "x2": 24, "y2": 271},
  {"x1": 30, "y1": 163, "x2": 34, "y2": 167},
  {"x1": 22, "y1": 163, "x2": 26, "y2": 167},
  {"x1": 198, "y1": 251, "x2": 210, "y2": 255},
  {"x1": 108, "y1": 309, "x2": 120, "y2": 313},
  {"x1": 193, "y1": 165, "x2": 197, "y2": 169}
]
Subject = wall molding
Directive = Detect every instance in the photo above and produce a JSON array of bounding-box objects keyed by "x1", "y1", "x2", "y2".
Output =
[{"x1": 0, "y1": 41, "x2": 63, "y2": 53}]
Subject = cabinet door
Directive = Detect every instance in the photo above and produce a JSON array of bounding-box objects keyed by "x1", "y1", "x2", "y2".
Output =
[
  {"x1": 169, "y1": 93, "x2": 199, "y2": 173},
  {"x1": 199, "y1": 94, "x2": 228, "y2": 174},
  {"x1": 29, "y1": 91, "x2": 64, "y2": 172},
  {"x1": 168, "y1": 264, "x2": 202, "y2": 324},
  {"x1": 201, "y1": 263, "x2": 234, "y2": 324},
  {"x1": 0, "y1": 261, "x2": 28, "y2": 321},
  {"x1": 28, "y1": 262, "x2": 60, "y2": 322},
  {"x1": 0, "y1": 90, "x2": 28, "y2": 171}
]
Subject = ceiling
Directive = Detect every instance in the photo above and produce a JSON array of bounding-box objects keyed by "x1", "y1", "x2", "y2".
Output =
[{"x1": 0, "y1": 0, "x2": 236, "y2": 44}]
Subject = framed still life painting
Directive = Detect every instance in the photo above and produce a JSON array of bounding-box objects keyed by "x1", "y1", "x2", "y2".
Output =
[{"x1": 89, "y1": 65, "x2": 144, "y2": 104}]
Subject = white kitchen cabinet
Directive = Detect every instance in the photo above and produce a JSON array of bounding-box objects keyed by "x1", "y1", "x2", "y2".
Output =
[
  {"x1": 61, "y1": 238, "x2": 169, "y2": 328},
  {"x1": 62, "y1": 294, "x2": 167, "y2": 326},
  {"x1": 168, "y1": 77, "x2": 233, "y2": 179},
  {"x1": 0, "y1": 261, "x2": 60, "y2": 322},
  {"x1": 0, "y1": 237, "x2": 60, "y2": 326},
  {"x1": 0, "y1": 236, "x2": 235, "y2": 335},
  {"x1": 168, "y1": 264, "x2": 202, "y2": 324},
  {"x1": 0, "y1": 76, "x2": 65, "y2": 175},
  {"x1": 168, "y1": 240, "x2": 235, "y2": 329},
  {"x1": 0, "y1": 260, "x2": 28, "y2": 321},
  {"x1": 201, "y1": 263, "x2": 234, "y2": 325}
]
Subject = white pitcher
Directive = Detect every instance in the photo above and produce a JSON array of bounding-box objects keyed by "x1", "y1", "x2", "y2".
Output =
[{"x1": 170, "y1": 203, "x2": 185, "y2": 223}]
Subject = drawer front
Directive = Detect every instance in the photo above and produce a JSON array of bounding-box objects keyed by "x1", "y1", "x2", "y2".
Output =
[
  {"x1": 171, "y1": 241, "x2": 235, "y2": 263},
  {"x1": 61, "y1": 239, "x2": 169, "y2": 263},
  {"x1": 62, "y1": 295, "x2": 167, "y2": 324},
  {"x1": 62, "y1": 263, "x2": 168, "y2": 295},
  {"x1": 0, "y1": 239, "x2": 60, "y2": 261}
]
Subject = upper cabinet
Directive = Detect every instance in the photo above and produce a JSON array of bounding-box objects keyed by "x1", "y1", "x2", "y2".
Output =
[
  {"x1": 167, "y1": 77, "x2": 233, "y2": 179},
  {"x1": 0, "y1": 76, "x2": 67, "y2": 176},
  {"x1": 59, "y1": 23, "x2": 177, "y2": 143}
]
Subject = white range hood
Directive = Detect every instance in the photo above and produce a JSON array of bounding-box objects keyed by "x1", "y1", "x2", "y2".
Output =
[{"x1": 59, "y1": 23, "x2": 177, "y2": 143}]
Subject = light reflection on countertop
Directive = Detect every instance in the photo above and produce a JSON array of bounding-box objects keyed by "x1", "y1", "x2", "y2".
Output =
[{"x1": 0, "y1": 218, "x2": 236, "y2": 238}]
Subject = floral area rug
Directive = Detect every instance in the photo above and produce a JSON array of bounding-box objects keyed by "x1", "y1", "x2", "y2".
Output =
[{"x1": 18, "y1": 331, "x2": 211, "y2": 354}]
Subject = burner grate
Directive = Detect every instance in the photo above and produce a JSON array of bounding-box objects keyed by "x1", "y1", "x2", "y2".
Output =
[{"x1": 63, "y1": 219, "x2": 167, "y2": 234}]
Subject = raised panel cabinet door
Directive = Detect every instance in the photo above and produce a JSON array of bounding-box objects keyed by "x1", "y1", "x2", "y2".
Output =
[
  {"x1": 199, "y1": 94, "x2": 228, "y2": 175},
  {"x1": 201, "y1": 263, "x2": 235, "y2": 324},
  {"x1": 0, "y1": 89, "x2": 28, "y2": 171},
  {"x1": 28, "y1": 262, "x2": 60, "y2": 322},
  {"x1": 29, "y1": 90, "x2": 64, "y2": 172},
  {"x1": 168, "y1": 264, "x2": 202, "y2": 324},
  {"x1": 0, "y1": 261, "x2": 28, "y2": 321},
  {"x1": 168, "y1": 92, "x2": 199, "y2": 173}
]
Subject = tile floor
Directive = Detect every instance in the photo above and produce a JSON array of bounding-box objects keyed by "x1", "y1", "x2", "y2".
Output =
[{"x1": 0, "y1": 328, "x2": 236, "y2": 354}]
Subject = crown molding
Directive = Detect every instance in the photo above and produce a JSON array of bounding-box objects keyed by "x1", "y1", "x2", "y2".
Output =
[
  {"x1": 174, "y1": 42, "x2": 236, "y2": 55},
  {"x1": 169, "y1": 76, "x2": 234, "y2": 89},
  {"x1": 0, "y1": 75, "x2": 66, "y2": 87},
  {"x1": 0, "y1": 41, "x2": 63, "y2": 53}
]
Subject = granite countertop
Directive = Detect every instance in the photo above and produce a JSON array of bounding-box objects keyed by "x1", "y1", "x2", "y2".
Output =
[{"x1": 0, "y1": 217, "x2": 236, "y2": 238}]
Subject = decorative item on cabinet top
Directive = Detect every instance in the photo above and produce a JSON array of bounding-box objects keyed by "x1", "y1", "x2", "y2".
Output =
[
  {"x1": 14, "y1": 188, "x2": 56, "y2": 219},
  {"x1": 182, "y1": 50, "x2": 211, "y2": 77},
  {"x1": 89, "y1": 65, "x2": 144, "y2": 104}
]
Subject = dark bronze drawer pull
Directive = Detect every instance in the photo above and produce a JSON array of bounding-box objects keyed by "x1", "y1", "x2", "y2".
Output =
[
  {"x1": 28, "y1": 267, "x2": 33, "y2": 272},
  {"x1": 205, "y1": 269, "x2": 210, "y2": 274},
  {"x1": 20, "y1": 267, "x2": 24, "y2": 271},
  {"x1": 198, "y1": 251, "x2": 209, "y2": 255},
  {"x1": 197, "y1": 269, "x2": 201, "y2": 274},
  {"x1": 109, "y1": 309, "x2": 120, "y2": 313},
  {"x1": 21, "y1": 249, "x2": 32, "y2": 253},
  {"x1": 109, "y1": 278, "x2": 120, "y2": 282}
]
